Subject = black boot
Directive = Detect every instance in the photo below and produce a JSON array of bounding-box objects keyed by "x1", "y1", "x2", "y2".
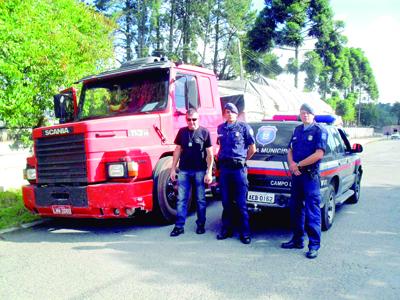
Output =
[
  {"x1": 281, "y1": 240, "x2": 304, "y2": 249},
  {"x1": 170, "y1": 227, "x2": 184, "y2": 237}
]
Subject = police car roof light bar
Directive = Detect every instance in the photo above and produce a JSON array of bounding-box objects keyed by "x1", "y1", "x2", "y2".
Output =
[
  {"x1": 314, "y1": 114, "x2": 336, "y2": 124},
  {"x1": 272, "y1": 115, "x2": 299, "y2": 121},
  {"x1": 268, "y1": 114, "x2": 336, "y2": 125}
]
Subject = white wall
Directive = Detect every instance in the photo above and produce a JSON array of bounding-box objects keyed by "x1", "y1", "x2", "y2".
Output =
[
  {"x1": 0, "y1": 142, "x2": 31, "y2": 191},
  {"x1": 343, "y1": 127, "x2": 375, "y2": 138}
]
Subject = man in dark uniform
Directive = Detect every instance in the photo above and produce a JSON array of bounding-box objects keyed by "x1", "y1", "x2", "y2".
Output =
[
  {"x1": 169, "y1": 108, "x2": 213, "y2": 237},
  {"x1": 282, "y1": 103, "x2": 328, "y2": 259},
  {"x1": 216, "y1": 102, "x2": 256, "y2": 244}
]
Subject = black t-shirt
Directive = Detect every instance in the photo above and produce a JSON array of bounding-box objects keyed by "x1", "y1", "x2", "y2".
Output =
[{"x1": 174, "y1": 126, "x2": 212, "y2": 171}]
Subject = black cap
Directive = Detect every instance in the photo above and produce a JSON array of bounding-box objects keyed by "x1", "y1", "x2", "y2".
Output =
[{"x1": 224, "y1": 102, "x2": 239, "y2": 114}]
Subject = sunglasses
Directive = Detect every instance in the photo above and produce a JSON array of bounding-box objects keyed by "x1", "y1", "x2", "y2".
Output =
[{"x1": 186, "y1": 118, "x2": 198, "y2": 121}]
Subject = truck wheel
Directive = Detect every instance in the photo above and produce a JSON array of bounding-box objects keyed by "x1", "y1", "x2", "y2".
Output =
[
  {"x1": 153, "y1": 157, "x2": 178, "y2": 223},
  {"x1": 347, "y1": 172, "x2": 361, "y2": 204},
  {"x1": 321, "y1": 184, "x2": 335, "y2": 231}
]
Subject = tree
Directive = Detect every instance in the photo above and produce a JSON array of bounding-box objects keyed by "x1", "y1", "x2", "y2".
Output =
[
  {"x1": 312, "y1": 19, "x2": 347, "y2": 98},
  {"x1": 175, "y1": 0, "x2": 202, "y2": 63},
  {"x1": 302, "y1": 45, "x2": 379, "y2": 105},
  {"x1": 243, "y1": 50, "x2": 283, "y2": 78},
  {"x1": 208, "y1": 0, "x2": 255, "y2": 79},
  {"x1": 377, "y1": 103, "x2": 396, "y2": 127},
  {"x1": 0, "y1": 0, "x2": 115, "y2": 147},
  {"x1": 93, "y1": 0, "x2": 255, "y2": 78},
  {"x1": 149, "y1": 0, "x2": 165, "y2": 57},
  {"x1": 94, "y1": 0, "x2": 153, "y2": 61},
  {"x1": 360, "y1": 103, "x2": 379, "y2": 127},
  {"x1": 248, "y1": 0, "x2": 336, "y2": 88},
  {"x1": 391, "y1": 102, "x2": 400, "y2": 125},
  {"x1": 336, "y1": 93, "x2": 356, "y2": 125},
  {"x1": 346, "y1": 48, "x2": 379, "y2": 100},
  {"x1": 300, "y1": 51, "x2": 323, "y2": 91}
]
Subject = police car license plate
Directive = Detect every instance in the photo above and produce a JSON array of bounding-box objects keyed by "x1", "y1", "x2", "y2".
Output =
[
  {"x1": 51, "y1": 205, "x2": 72, "y2": 215},
  {"x1": 247, "y1": 191, "x2": 275, "y2": 204}
]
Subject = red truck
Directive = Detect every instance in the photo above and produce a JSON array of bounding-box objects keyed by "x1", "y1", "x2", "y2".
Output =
[{"x1": 22, "y1": 57, "x2": 223, "y2": 222}]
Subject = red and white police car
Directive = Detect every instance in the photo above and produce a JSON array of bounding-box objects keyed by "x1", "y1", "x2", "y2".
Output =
[{"x1": 247, "y1": 115, "x2": 363, "y2": 231}]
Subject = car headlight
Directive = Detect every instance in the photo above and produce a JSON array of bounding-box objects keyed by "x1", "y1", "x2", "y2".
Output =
[
  {"x1": 107, "y1": 163, "x2": 127, "y2": 178},
  {"x1": 24, "y1": 167, "x2": 37, "y2": 180}
]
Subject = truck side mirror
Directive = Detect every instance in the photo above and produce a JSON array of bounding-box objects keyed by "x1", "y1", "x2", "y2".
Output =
[
  {"x1": 174, "y1": 109, "x2": 186, "y2": 116},
  {"x1": 54, "y1": 88, "x2": 77, "y2": 124}
]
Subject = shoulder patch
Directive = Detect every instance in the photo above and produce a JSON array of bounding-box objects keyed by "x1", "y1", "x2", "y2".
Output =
[{"x1": 249, "y1": 128, "x2": 254, "y2": 137}]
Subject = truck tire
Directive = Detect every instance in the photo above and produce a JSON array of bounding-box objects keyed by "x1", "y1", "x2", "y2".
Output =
[
  {"x1": 321, "y1": 184, "x2": 335, "y2": 231},
  {"x1": 153, "y1": 157, "x2": 178, "y2": 223},
  {"x1": 347, "y1": 172, "x2": 361, "y2": 204}
]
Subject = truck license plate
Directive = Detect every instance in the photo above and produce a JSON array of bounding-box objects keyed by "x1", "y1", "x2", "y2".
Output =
[
  {"x1": 247, "y1": 191, "x2": 275, "y2": 204},
  {"x1": 52, "y1": 205, "x2": 72, "y2": 215}
]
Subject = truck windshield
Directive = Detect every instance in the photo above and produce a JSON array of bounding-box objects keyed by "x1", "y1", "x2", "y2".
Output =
[{"x1": 78, "y1": 70, "x2": 169, "y2": 120}]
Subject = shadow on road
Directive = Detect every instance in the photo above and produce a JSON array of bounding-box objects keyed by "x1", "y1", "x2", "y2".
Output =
[{"x1": 2, "y1": 186, "x2": 400, "y2": 299}]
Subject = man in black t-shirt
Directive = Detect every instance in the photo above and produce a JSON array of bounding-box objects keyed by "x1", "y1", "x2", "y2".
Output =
[{"x1": 169, "y1": 108, "x2": 213, "y2": 237}]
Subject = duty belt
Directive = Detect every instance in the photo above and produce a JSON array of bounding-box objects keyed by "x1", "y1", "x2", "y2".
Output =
[
  {"x1": 298, "y1": 167, "x2": 318, "y2": 176},
  {"x1": 218, "y1": 158, "x2": 246, "y2": 169}
]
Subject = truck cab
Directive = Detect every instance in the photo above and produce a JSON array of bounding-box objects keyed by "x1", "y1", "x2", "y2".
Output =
[{"x1": 22, "y1": 57, "x2": 223, "y2": 222}]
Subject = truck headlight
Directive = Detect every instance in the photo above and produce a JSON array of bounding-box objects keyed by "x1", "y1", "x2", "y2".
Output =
[
  {"x1": 24, "y1": 167, "x2": 37, "y2": 180},
  {"x1": 106, "y1": 161, "x2": 139, "y2": 179},
  {"x1": 107, "y1": 163, "x2": 127, "y2": 178}
]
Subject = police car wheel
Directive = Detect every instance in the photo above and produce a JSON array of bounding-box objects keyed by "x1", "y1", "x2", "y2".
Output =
[
  {"x1": 348, "y1": 172, "x2": 361, "y2": 204},
  {"x1": 321, "y1": 184, "x2": 335, "y2": 231}
]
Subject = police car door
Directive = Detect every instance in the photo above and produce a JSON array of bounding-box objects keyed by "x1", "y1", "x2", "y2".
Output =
[
  {"x1": 330, "y1": 127, "x2": 353, "y2": 193},
  {"x1": 337, "y1": 128, "x2": 358, "y2": 188}
]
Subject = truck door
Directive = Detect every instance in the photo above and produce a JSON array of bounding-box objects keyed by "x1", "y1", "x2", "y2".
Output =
[
  {"x1": 196, "y1": 75, "x2": 220, "y2": 145},
  {"x1": 172, "y1": 72, "x2": 221, "y2": 146}
]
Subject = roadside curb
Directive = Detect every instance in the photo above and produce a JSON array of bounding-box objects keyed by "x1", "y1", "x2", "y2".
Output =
[{"x1": 0, "y1": 219, "x2": 47, "y2": 235}]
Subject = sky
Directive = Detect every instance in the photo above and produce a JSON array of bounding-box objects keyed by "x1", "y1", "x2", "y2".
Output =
[{"x1": 252, "y1": 0, "x2": 400, "y2": 104}]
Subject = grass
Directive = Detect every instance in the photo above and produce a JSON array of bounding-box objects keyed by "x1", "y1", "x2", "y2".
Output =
[{"x1": 0, "y1": 189, "x2": 40, "y2": 230}]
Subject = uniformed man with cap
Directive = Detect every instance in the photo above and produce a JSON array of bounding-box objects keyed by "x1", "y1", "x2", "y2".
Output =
[
  {"x1": 281, "y1": 103, "x2": 328, "y2": 259},
  {"x1": 216, "y1": 102, "x2": 256, "y2": 244}
]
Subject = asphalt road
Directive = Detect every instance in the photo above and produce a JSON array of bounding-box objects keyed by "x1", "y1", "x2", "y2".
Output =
[{"x1": 1, "y1": 139, "x2": 399, "y2": 300}]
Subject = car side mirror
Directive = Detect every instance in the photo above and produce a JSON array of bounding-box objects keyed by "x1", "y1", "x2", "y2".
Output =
[{"x1": 352, "y1": 143, "x2": 363, "y2": 153}]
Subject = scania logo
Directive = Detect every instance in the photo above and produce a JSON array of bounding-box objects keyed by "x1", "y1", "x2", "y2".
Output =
[
  {"x1": 42, "y1": 127, "x2": 73, "y2": 136},
  {"x1": 256, "y1": 126, "x2": 278, "y2": 146}
]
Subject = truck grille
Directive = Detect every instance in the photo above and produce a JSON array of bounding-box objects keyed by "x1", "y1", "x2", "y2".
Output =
[{"x1": 35, "y1": 134, "x2": 87, "y2": 184}]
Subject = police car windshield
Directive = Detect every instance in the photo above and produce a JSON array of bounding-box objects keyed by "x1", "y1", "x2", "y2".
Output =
[
  {"x1": 249, "y1": 121, "x2": 296, "y2": 161},
  {"x1": 78, "y1": 70, "x2": 169, "y2": 120}
]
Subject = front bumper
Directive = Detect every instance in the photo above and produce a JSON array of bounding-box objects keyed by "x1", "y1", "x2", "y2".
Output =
[{"x1": 22, "y1": 180, "x2": 153, "y2": 218}]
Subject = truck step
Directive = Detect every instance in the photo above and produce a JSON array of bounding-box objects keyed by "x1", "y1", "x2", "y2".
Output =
[{"x1": 335, "y1": 190, "x2": 354, "y2": 205}]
